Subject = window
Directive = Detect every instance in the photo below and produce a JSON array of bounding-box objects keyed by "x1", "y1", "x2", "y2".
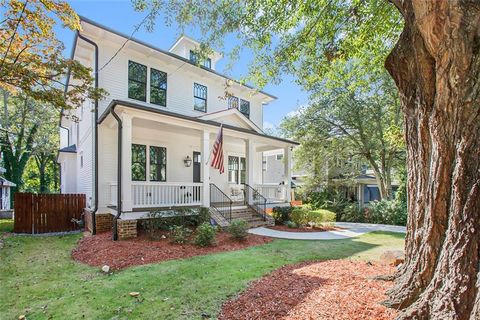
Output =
[
  {"x1": 150, "y1": 68, "x2": 167, "y2": 107},
  {"x1": 239, "y1": 99, "x2": 250, "y2": 118},
  {"x1": 194, "y1": 83, "x2": 207, "y2": 112},
  {"x1": 228, "y1": 96, "x2": 239, "y2": 110},
  {"x1": 128, "y1": 61, "x2": 147, "y2": 101},
  {"x1": 228, "y1": 156, "x2": 239, "y2": 184},
  {"x1": 228, "y1": 156, "x2": 246, "y2": 184},
  {"x1": 150, "y1": 146, "x2": 167, "y2": 182},
  {"x1": 276, "y1": 154, "x2": 284, "y2": 161},
  {"x1": 132, "y1": 144, "x2": 146, "y2": 181},
  {"x1": 80, "y1": 152, "x2": 83, "y2": 168},
  {"x1": 190, "y1": 50, "x2": 212, "y2": 68},
  {"x1": 189, "y1": 50, "x2": 198, "y2": 64}
]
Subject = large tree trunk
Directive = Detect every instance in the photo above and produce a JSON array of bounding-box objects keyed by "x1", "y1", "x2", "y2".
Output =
[{"x1": 384, "y1": 1, "x2": 480, "y2": 319}]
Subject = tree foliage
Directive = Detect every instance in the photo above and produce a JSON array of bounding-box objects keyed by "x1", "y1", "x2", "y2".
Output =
[
  {"x1": 0, "y1": 0, "x2": 105, "y2": 111},
  {"x1": 281, "y1": 71, "x2": 404, "y2": 199}
]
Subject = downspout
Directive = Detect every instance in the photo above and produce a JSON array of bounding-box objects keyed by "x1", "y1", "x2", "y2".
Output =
[
  {"x1": 110, "y1": 106, "x2": 122, "y2": 241},
  {"x1": 77, "y1": 32, "x2": 98, "y2": 235}
]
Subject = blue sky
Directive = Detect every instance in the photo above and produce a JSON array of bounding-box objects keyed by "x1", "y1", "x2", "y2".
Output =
[{"x1": 55, "y1": 0, "x2": 309, "y2": 129}]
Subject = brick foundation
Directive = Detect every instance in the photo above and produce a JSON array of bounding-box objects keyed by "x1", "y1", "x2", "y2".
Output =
[
  {"x1": 118, "y1": 219, "x2": 137, "y2": 240},
  {"x1": 96, "y1": 213, "x2": 114, "y2": 233}
]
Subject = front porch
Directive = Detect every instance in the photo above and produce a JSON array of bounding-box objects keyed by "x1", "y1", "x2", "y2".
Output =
[{"x1": 98, "y1": 103, "x2": 296, "y2": 221}]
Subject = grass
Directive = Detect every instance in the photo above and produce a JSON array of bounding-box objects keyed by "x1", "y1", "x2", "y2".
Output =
[
  {"x1": 0, "y1": 231, "x2": 404, "y2": 320},
  {"x1": 0, "y1": 219, "x2": 13, "y2": 232}
]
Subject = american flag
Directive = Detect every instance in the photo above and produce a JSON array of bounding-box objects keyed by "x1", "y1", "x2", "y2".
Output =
[{"x1": 210, "y1": 124, "x2": 224, "y2": 174}]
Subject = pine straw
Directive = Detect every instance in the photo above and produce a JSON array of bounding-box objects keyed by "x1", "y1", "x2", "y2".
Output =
[
  {"x1": 218, "y1": 260, "x2": 397, "y2": 320},
  {"x1": 72, "y1": 231, "x2": 272, "y2": 270}
]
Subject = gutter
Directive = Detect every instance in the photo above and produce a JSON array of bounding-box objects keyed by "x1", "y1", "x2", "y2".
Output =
[
  {"x1": 110, "y1": 106, "x2": 122, "y2": 241},
  {"x1": 77, "y1": 32, "x2": 98, "y2": 235}
]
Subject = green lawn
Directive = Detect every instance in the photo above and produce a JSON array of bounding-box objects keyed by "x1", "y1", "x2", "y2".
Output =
[
  {"x1": 0, "y1": 219, "x2": 13, "y2": 232},
  {"x1": 0, "y1": 231, "x2": 404, "y2": 320}
]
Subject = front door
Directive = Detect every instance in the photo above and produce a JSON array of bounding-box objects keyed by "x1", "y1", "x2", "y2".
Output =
[{"x1": 193, "y1": 151, "x2": 201, "y2": 182}]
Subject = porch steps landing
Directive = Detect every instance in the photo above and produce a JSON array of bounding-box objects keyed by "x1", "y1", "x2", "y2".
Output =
[{"x1": 211, "y1": 207, "x2": 274, "y2": 229}]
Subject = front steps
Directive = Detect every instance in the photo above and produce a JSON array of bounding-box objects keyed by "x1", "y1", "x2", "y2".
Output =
[{"x1": 211, "y1": 205, "x2": 274, "y2": 229}]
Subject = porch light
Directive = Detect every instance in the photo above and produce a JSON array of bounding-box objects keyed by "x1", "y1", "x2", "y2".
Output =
[{"x1": 184, "y1": 156, "x2": 192, "y2": 167}]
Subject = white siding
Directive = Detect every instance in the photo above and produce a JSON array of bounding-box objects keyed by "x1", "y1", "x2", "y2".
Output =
[{"x1": 94, "y1": 39, "x2": 265, "y2": 130}]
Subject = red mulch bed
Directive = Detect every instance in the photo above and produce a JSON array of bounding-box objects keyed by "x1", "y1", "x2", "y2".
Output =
[
  {"x1": 267, "y1": 225, "x2": 338, "y2": 233},
  {"x1": 218, "y1": 260, "x2": 397, "y2": 320},
  {"x1": 72, "y1": 231, "x2": 272, "y2": 270}
]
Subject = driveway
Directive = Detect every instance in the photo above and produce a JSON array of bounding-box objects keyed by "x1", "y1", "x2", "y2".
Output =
[{"x1": 248, "y1": 222, "x2": 406, "y2": 240}]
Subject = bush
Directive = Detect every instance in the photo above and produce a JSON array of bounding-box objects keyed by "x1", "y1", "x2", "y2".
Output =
[
  {"x1": 227, "y1": 219, "x2": 249, "y2": 240},
  {"x1": 271, "y1": 206, "x2": 293, "y2": 225},
  {"x1": 341, "y1": 204, "x2": 367, "y2": 223},
  {"x1": 307, "y1": 209, "x2": 336, "y2": 226},
  {"x1": 285, "y1": 220, "x2": 298, "y2": 228},
  {"x1": 169, "y1": 225, "x2": 192, "y2": 244},
  {"x1": 290, "y1": 207, "x2": 309, "y2": 226},
  {"x1": 368, "y1": 199, "x2": 407, "y2": 226},
  {"x1": 194, "y1": 223, "x2": 217, "y2": 247},
  {"x1": 197, "y1": 207, "x2": 211, "y2": 225}
]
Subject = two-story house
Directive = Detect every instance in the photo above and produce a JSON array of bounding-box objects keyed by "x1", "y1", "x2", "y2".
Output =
[{"x1": 57, "y1": 17, "x2": 297, "y2": 238}]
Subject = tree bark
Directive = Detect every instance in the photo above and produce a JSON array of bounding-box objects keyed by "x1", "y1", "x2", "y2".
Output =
[{"x1": 384, "y1": 1, "x2": 480, "y2": 319}]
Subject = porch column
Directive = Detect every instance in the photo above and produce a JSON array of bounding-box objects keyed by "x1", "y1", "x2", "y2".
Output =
[
  {"x1": 201, "y1": 129, "x2": 210, "y2": 207},
  {"x1": 246, "y1": 139, "x2": 254, "y2": 204},
  {"x1": 121, "y1": 112, "x2": 133, "y2": 212},
  {"x1": 284, "y1": 146, "x2": 292, "y2": 202}
]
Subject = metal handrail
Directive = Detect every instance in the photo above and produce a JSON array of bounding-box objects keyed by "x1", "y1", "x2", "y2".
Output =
[
  {"x1": 243, "y1": 183, "x2": 267, "y2": 221},
  {"x1": 210, "y1": 183, "x2": 233, "y2": 222}
]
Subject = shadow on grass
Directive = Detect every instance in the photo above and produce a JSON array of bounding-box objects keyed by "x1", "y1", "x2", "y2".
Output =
[{"x1": 0, "y1": 219, "x2": 13, "y2": 233}]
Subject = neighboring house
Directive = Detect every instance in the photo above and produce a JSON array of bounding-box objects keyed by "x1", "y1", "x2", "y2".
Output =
[
  {"x1": 0, "y1": 165, "x2": 15, "y2": 218},
  {"x1": 57, "y1": 17, "x2": 298, "y2": 237},
  {"x1": 263, "y1": 149, "x2": 398, "y2": 207}
]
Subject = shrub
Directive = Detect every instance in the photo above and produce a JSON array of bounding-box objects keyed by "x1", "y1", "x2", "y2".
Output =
[
  {"x1": 341, "y1": 204, "x2": 366, "y2": 223},
  {"x1": 308, "y1": 209, "x2": 336, "y2": 226},
  {"x1": 290, "y1": 207, "x2": 309, "y2": 226},
  {"x1": 271, "y1": 206, "x2": 293, "y2": 225},
  {"x1": 227, "y1": 219, "x2": 249, "y2": 240},
  {"x1": 197, "y1": 207, "x2": 211, "y2": 225},
  {"x1": 194, "y1": 223, "x2": 217, "y2": 247},
  {"x1": 169, "y1": 225, "x2": 192, "y2": 244},
  {"x1": 285, "y1": 221, "x2": 298, "y2": 228},
  {"x1": 368, "y1": 199, "x2": 407, "y2": 226}
]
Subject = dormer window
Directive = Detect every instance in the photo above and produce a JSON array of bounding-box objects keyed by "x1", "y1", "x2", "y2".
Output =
[
  {"x1": 189, "y1": 50, "x2": 212, "y2": 69},
  {"x1": 240, "y1": 99, "x2": 250, "y2": 118}
]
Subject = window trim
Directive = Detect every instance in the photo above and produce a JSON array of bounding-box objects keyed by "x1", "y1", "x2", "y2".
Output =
[
  {"x1": 128, "y1": 60, "x2": 147, "y2": 102},
  {"x1": 193, "y1": 82, "x2": 207, "y2": 112},
  {"x1": 228, "y1": 155, "x2": 246, "y2": 184},
  {"x1": 149, "y1": 145, "x2": 167, "y2": 182},
  {"x1": 150, "y1": 68, "x2": 167, "y2": 107}
]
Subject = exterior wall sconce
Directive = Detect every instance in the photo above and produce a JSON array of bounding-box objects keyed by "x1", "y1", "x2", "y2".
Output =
[{"x1": 184, "y1": 155, "x2": 192, "y2": 167}]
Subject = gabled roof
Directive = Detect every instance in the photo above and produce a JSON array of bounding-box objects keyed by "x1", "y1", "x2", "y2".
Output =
[
  {"x1": 0, "y1": 177, "x2": 16, "y2": 187},
  {"x1": 197, "y1": 108, "x2": 263, "y2": 133}
]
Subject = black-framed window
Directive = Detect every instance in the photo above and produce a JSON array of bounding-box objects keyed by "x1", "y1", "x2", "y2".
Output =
[
  {"x1": 150, "y1": 146, "x2": 167, "y2": 182},
  {"x1": 228, "y1": 96, "x2": 239, "y2": 110},
  {"x1": 132, "y1": 144, "x2": 146, "y2": 181},
  {"x1": 228, "y1": 156, "x2": 246, "y2": 184},
  {"x1": 190, "y1": 50, "x2": 212, "y2": 68},
  {"x1": 150, "y1": 68, "x2": 167, "y2": 107},
  {"x1": 128, "y1": 61, "x2": 147, "y2": 101},
  {"x1": 194, "y1": 83, "x2": 207, "y2": 112},
  {"x1": 240, "y1": 99, "x2": 250, "y2": 118},
  {"x1": 189, "y1": 50, "x2": 199, "y2": 64}
]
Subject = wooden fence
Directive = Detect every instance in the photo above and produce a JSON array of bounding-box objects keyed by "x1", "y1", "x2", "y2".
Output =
[{"x1": 14, "y1": 193, "x2": 86, "y2": 234}]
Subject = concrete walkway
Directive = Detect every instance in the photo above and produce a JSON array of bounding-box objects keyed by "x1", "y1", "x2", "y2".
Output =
[{"x1": 248, "y1": 222, "x2": 406, "y2": 240}]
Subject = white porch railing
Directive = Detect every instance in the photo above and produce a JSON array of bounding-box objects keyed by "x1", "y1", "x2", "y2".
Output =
[
  {"x1": 254, "y1": 184, "x2": 287, "y2": 202},
  {"x1": 110, "y1": 182, "x2": 203, "y2": 208}
]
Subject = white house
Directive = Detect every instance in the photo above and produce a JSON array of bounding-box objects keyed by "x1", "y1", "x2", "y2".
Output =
[
  {"x1": 57, "y1": 17, "x2": 297, "y2": 238},
  {"x1": 0, "y1": 166, "x2": 15, "y2": 217}
]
